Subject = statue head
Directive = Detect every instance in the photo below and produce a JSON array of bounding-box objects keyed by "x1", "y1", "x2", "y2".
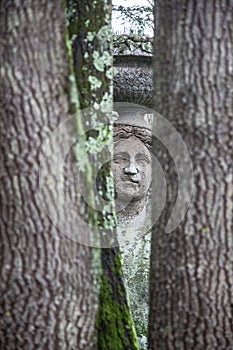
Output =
[{"x1": 112, "y1": 105, "x2": 152, "y2": 220}]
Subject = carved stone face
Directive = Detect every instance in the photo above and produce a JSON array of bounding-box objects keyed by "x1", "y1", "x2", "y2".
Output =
[{"x1": 112, "y1": 136, "x2": 151, "y2": 204}]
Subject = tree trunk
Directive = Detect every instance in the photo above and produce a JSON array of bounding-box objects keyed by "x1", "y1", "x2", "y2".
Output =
[
  {"x1": 149, "y1": 1, "x2": 233, "y2": 349},
  {"x1": 67, "y1": 2, "x2": 139, "y2": 349},
  {"x1": 0, "y1": 1, "x2": 98, "y2": 349}
]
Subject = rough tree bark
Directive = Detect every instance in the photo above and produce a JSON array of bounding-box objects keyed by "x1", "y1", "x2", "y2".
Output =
[
  {"x1": 67, "y1": 1, "x2": 139, "y2": 349},
  {"x1": 0, "y1": 1, "x2": 98, "y2": 349},
  {"x1": 149, "y1": 1, "x2": 233, "y2": 349}
]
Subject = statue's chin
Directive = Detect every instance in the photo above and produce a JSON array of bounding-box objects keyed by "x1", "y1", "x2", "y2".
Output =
[
  {"x1": 115, "y1": 185, "x2": 140, "y2": 200},
  {"x1": 115, "y1": 193, "x2": 147, "y2": 214},
  {"x1": 115, "y1": 192, "x2": 136, "y2": 204},
  {"x1": 115, "y1": 197, "x2": 133, "y2": 212}
]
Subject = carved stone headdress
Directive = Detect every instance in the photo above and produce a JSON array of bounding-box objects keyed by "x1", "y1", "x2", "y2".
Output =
[
  {"x1": 113, "y1": 103, "x2": 153, "y2": 150},
  {"x1": 113, "y1": 103, "x2": 153, "y2": 131}
]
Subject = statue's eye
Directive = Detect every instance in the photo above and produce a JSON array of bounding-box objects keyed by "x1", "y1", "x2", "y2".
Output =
[
  {"x1": 137, "y1": 157, "x2": 150, "y2": 165},
  {"x1": 114, "y1": 156, "x2": 128, "y2": 164}
]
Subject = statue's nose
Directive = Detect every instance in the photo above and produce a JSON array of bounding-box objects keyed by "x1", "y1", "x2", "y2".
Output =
[{"x1": 124, "y1": 160, "x2": 138, "y2": 175}]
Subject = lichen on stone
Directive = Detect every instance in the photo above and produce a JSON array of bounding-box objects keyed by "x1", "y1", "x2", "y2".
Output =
[
  {"x1": 121, "y1": 233, "x2": 151, "y2": 348},
  {"x1": 113, "y1": 34, "x2": 153, "y2": 56}
]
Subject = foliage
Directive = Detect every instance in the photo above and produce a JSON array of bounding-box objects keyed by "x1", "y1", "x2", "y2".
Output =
[{"x1": 112, "y1": 3, "x2": 153, "y2": 35}]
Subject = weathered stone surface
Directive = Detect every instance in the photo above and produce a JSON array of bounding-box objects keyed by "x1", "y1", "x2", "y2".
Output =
[
  {"x1": 113, "y1": 108, "x2": 152, "y2": 347},
  {"x1": 113, "y1": 35, "x2": 153, "y2": 107},
  {"x1": 121, "y1": 233, "x2": 151, "y2": 348}
]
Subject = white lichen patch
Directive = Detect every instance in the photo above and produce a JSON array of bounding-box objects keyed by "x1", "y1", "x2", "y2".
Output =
[
  {"x1": 70, "y1": 34, "x2": 77, "y2": 44},
  {"x1": 100, "y1": 92, "x2": 112, "y2": 113},
  {"x1": 69, "y1": 74, "x2": 75, "y2": 83},
  {"x1": 93, "y1": 102, "x2": 100, "y2": 110},
  {"x1": 93, "y1": 51, "x2": 112, "y2": 72},
  {"x1": 106, "y1": 67, "x2": 114, "y2": 80},
  {"x1": 88, "y1": 75, "x2": 102, "y2": 89},
  {"x1": 86, "y1": 32, "x2": 95, "y2": 42},
  {"x1": 96, "y1": 25, "x2": 112, "y2": 42},
  {"x1": 85, "y1": 19, "x2": 90, "y2": 27},
  {"x1": 105, "y1": 173, "x2": 115, "y2": 202}
]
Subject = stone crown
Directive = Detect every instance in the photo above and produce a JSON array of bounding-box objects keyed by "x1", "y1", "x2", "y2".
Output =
[{"x1": 113, "y1": 103, "x2": 153, "y2": 131}]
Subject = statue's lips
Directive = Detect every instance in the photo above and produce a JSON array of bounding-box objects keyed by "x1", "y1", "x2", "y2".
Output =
[{"x1": 121, "y1": 177, "x2": 140, "y2": 185}]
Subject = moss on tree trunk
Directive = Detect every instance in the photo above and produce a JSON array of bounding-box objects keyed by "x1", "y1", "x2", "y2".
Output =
[
  {"x1": 97, "y1": 249, "x2": 139, "y2": 350},
  {"x1": 66, "y1": 1, "x2": 139, "y2": 348}
]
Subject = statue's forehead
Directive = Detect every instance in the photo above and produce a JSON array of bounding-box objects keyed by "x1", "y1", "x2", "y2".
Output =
[{"x1": 114, "y1": 136, "x2": 150, "y2": 155}]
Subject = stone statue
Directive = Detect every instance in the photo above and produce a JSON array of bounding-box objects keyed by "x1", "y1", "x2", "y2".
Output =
[
  {"x1": 113, "y1": 104, "x2": 152, "y2": 347},
  {"x1": 113, "y1": 105, "x2": 152, "y2": 244}
]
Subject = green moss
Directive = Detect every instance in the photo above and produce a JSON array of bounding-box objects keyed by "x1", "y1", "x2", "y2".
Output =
[
  {"x1": 96, "y1": 258, "x2": 140, "y2": 350},
  {"x1": 63, "y1": 2, "x2": 80, "y2": 116},
  {"x1": 64, "y1": 4, "x2": 139, "y2": 349}
]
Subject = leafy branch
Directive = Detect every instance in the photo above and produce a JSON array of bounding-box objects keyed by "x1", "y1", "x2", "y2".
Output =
[{"x1": 112, "y1": 4, "x2": 153, "y2": 35}]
